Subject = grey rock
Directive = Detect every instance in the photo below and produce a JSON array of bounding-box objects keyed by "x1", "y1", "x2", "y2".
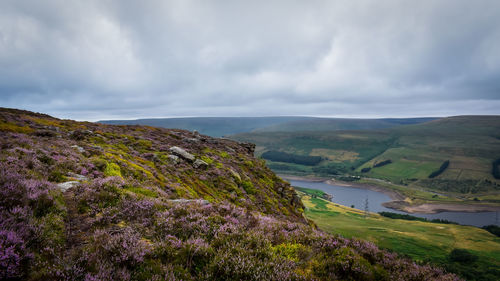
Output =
[
  {"x1": 169, "y1": 146, "x2": 195, "y2": 162},
  {"x1": 186, "y1": 138, "x2": 200, "y2": 143},
  {"x1": 57, "y1": 181, "x2": 79, "y2": 192},
  {"x1": 167, "y1": 154, "x2": 180, "y2": 164},
  {"x1": 193, "y1": 159, "x2": 208, "y2": 169},
  {"x1": 71, "y1": 145, "x2": 85, "y2": 153},
  {"x1": 168, "y1": 199, "x2": 210, "y2": 205}
]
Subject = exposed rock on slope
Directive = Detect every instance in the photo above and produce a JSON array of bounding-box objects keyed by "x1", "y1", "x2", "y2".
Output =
[{"x1": 0, "y1": 108, "x2": 460, "y2": 280}]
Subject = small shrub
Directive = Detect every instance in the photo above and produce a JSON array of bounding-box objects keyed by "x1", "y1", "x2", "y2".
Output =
[
  {"x1": 104, "y1": 162, "x2": 122, "y2": 177},
  {"x1": 429, "y1": 160, "x2": 450, "y2": 178},
  {"x1": 373, "y1": 159, "x2": 392, "y2": 168},
  {"x1": 449, "y1": 248, "x2": 478, "y2": 263}
]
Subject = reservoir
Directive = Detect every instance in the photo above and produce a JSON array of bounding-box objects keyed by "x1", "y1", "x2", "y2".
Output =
[{"x1": 290, "y1": 179, "x2": 500, "y2": 227}]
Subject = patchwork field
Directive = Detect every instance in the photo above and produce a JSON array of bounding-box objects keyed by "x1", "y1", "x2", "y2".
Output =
[
  {"x1": 232, "y1": 116, "x2": 500, "y2": 203},
  {"x1": 297, "y1": 187, "x2": 500, "y2": 281}
]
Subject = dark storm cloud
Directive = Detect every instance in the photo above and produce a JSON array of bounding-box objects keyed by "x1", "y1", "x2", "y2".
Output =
[{"x1": 0, "y1": 0, "x2": 499, "y2": 120}]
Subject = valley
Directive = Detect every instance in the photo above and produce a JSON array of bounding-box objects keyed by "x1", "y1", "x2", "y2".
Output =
[
  {"x1": 296, "y1": 186, "x2": 500, "y2": 281},
  {"x1": 232, "y1": 116, "x2": 500, "y2": 210}
]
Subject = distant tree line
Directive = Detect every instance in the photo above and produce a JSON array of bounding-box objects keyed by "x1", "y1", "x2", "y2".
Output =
[
  {"x1": 311, "y1": 163, "x2": 349, "y2": 176},
  {"x1": 373, "y1": 159, "x2": 392, "y2": 168},
  {"x1": 379, "y1": 212, "x2": 457, "y2": 224},
  {"x1": 482, "y1": 224, "x2": 500, "y2": 237},
  {"x1": 261, "y1": 150, "x2": 323, "y2": 166},
  {"x1": 492, "y1": 158, "x2": 500, "y2": 179},
  {"x1": 428, "y1": 160, "x2": 450, "y2": 178},
  {"x1": 361, "y1": 167, "x2": 371, "y2": 173}
]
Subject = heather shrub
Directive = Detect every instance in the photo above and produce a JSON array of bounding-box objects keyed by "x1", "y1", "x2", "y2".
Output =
[
  {"x1": 0, "y1": 110, "x2": 462, "y2": 281},
  {"x1": 0, "y1": 230, "x2": 32, "y2": 279}
]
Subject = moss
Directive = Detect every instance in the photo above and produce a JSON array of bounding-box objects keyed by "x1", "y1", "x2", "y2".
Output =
[
  {"x1": 200, "y1": 155, "x2": 214, "y2": 165},
  {"x1": 104, "y1": 162, "x2": 122, "y2": 177},
  {"x1": 271, "y1": 243, "x2": 307, "y2": 262},
  {"x1": 0, "y1": 120, "x2": 34, "y2": 134},
  {"x1": 124, "y1": 186, "x2": 158, "y2": 198},
  {"x1": 104, "y1": 153, "x2": 158, "y2": 182},
  {"x1": 91, "y1": 157, "x2": 109, "y2": 171},
  {"x1": 134, "y1": 139, "x2": 153, "y2": 152},
  {"x1": 218, "y1": 151, "x2": 229, "y2": 158},
  {"x1": 241, "y1": 180, "x2": 259, "y2": 195},
  {"x1": 25, "y1": 116, "x2": 63, "y2": 127},
  {"x1": 37, "y1": 213, "x2": 66, "y2": 248}
]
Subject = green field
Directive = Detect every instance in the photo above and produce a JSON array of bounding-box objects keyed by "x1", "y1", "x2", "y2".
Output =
[
  {"x1": 297, "y1": 187, "x2": 500, "y2": 280},
  {"x1": 232, "y1": 116, "x2": 500, "y2": 203}
]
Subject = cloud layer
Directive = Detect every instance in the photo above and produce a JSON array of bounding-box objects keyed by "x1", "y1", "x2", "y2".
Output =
[{"x1": 1, "y1": 0, "x2": 499, "y2": 120}]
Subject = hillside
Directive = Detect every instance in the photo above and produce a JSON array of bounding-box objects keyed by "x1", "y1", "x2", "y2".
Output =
[
  {"x1": 232, "y1": 116, "x2": 500, "y2": 205},
  {"x1": 99, "y1": 116, "x2": 313, "y2": 137},
  {"x1": 0, "y1": 108, "x2": 459, "y2": 280},
  {"x1": 297, "y1": 187, "x2": 500, "y2": 281},
  {"x1": 254, "y1": 117, "x2": 437, "y2": 132},
  {"x1": 99, "y1": 116, "x2": 436, "y2": 137}
]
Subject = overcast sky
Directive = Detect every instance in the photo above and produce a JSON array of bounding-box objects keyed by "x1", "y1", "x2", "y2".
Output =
[{"x1": 1, "y1": 0, "x2": 500, "y2": 121}]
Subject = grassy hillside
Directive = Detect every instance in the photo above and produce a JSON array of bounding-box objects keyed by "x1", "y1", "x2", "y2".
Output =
[
  {"x1": 0, "y1": 108, "x2": 459, "y2": 280},
  {"x1": 297, "y1": 187, "x2": 500, "y2": 281},
  {"x1": 232, "y1": 116, "x2": 500, "y2": 203}
]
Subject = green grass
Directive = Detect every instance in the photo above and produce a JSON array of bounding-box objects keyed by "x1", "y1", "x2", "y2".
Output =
[
  {"x1": 299, "y1": 188, "x2": 500, "y2": 280},
  {"x1": 293, "y1": 186, "x2": 328, "y2": 197},
  {"x1": 232, "y1": 116, "x2": 500, "y2": 202}
]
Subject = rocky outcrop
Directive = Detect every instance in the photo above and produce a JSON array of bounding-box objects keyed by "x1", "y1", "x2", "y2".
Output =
[
  {"x1": 57, "y1": 181, "x2": 79, "y2": 192},
  {"x1": 169, "y1": 146, "x2": 195, "y2": 162}
]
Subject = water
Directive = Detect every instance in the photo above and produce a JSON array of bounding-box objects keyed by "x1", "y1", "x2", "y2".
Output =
[{"x1": 290, "y1": 180, "x2": 500, "y2": 227}]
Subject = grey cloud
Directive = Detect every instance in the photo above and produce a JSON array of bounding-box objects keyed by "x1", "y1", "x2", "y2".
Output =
[{"x1": 0, "y1": 0, "x2": 499, "y2": 121}]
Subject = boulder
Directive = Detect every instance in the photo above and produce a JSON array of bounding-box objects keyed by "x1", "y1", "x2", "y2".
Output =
[
  {"x1": 186, "y1": 138, "x2": 199, "y2": 143},
  {"x1": 169, "y1": 146, "x2": 195, "y2": 162},
  {"x1": 193, "y1": 159, "x2": 208, "y2": 169},
  {"x1": 71, "y1": 145, "x2": 85, "y2": 153},
  {"x1": 167, "y1": 154, "x2": 180, "y2": 164},
  {"x1": 57, "y1": 181, "x2": 79, "y2": 192}
]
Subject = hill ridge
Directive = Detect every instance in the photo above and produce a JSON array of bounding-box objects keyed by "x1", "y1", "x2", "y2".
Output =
[{"x1": 0, "y1": 107, "x2": 460, "y2": 280}]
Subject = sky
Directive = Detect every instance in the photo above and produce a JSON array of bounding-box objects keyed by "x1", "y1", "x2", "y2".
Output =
[{"x1": 1, "y1": 0, "x2": 500, "y2": 121}]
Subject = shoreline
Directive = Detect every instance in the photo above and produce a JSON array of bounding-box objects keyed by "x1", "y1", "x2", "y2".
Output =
[{"x1": 280, "y1": 174, "x2": 500, "y2": 214}]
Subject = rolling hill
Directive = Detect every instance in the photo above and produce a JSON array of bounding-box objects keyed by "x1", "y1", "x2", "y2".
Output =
[
  {"x1": 0, "y1": 108, "x2": 458, "y2": 280},
  {"x1": 99, "y1": 116, "x2": 313, "y2": 137},
  {"x1": 231, "y1": 116, "x2": 500, "y2": 204},
  {"x1": 99, "y1": 116, "x2": 436, "y2": 137}
]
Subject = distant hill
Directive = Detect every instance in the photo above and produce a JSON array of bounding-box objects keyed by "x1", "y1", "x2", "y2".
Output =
[
  {"x1": 232, "y1": 115, "x2": 500, "y2": 201},
  {"x1": 99, "y1": 116, "x2": 437, "y2": 137},
  {"x1": 99, "y1": 116, "x2": 313, "y2": 137},
  {"x1": 254, "y1": 117, "x2": 438, "y2": 132}
]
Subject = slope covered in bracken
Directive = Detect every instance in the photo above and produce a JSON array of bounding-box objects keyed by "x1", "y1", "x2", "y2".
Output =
[{"x1": 0, "y1": 108, "x2": 460, "y2": 280}]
